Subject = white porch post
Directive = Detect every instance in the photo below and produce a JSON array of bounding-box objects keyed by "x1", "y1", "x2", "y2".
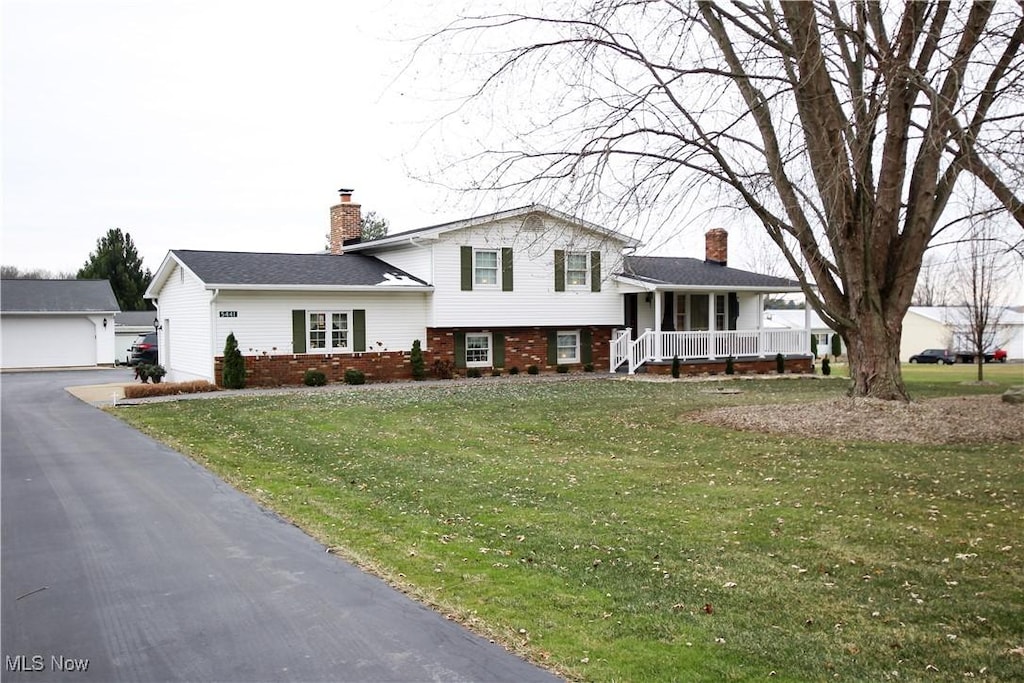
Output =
[
  {"x1": 757, "y1": 294, "x2": 766, "y2": 358},
  {"x1": 804, "y1": 303, "x2": 813, "y2": 355},
  {"x1": 653, "y1": 289, "x2": 663, "y2": 361},
  {"x1": 707, "y1": 293, "x2": 717, "y2": 360}
]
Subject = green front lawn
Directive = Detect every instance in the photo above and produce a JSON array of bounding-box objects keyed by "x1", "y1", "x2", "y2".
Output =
[{"x1": 115, "y1": 374, "x2": 1023, "y2": 682}]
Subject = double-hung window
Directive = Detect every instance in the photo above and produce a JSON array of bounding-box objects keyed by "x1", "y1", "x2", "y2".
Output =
[
  {"x1": 556, "y1": 331, "x2": 580, "y2": 363},
  {"x1": 308, "y1": 311, "x2": 349, "y2": 352},
  {"x1": 566, "y1": 252, "x2": 589, "y2": 287},
  {"x1": 465, "y1": 333, "x2": 492, "y2": 367},
  {"x1": 715, "y1": 295, "x2": 727, "y2": 331},
  {"x1": 474, "y1": 250, "x2": 499, "y2": 287}
]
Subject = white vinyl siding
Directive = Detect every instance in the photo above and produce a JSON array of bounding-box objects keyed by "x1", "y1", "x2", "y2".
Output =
[
  {"x1": 212, "y1": 290, "x2": 429, "y2": 357},
  {"x1": 0, "y1": 315, "x2": 110, "y2": 368},
  {"x1": 428, "y1": 218, "x2": 626, "y2": 327},
  {"x1": 156, "y1": 262, "x2": 214, "y2": 383}
]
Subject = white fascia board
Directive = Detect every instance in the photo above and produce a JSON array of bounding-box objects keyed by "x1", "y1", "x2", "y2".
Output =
[
  {"x1": 348, "y1": 204, "x2": 641, "y2": 252},
  {"x1": 1, "y1": 310, "x2": 119, "y2": 316},
  {"x1": 203, "y1": 284, "x2": 434, "y2": 293},
  {"x1": 145, "y1": 251, "x2": 205, "y2": 299}
]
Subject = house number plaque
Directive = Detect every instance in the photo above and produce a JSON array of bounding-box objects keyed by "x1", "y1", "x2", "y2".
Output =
[{"x1": 219, "y1": 311, "x2": 238, "y2": 318}]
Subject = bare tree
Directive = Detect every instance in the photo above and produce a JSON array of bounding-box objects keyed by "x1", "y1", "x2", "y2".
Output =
[
  {"x1": 912, "y1": 255, "x2": 950, "y2": 307},
  {"x1": 1, "y1": 265, "x2": 77, "y2": 279},
  {"x1": 948, "y1": 221, "x2": 1016, "y2": 381},
  {"x1": 420, "y1": 1, "x2": 1024, "y2": 400}
]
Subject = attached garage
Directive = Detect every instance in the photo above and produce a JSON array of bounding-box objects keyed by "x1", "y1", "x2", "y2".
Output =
[{"x1": 1, "y1": 279, "x2": 119, "y2": 369}]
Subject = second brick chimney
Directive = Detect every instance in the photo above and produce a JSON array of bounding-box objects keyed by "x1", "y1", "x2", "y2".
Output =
[
  {"x1": 705, "y1": 228, "x2": 728, "y2": 266},
  {"x1": 329, "y1": 188, "x2": 362, "y2": 254}
]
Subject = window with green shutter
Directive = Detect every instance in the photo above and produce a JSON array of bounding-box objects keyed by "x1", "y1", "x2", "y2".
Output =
[
  {"x1": 554, "y1": 250, "x2": 566, "y2": 292},
  {"x1": 293, "y1": 308, "x2": 364, "y2": 353}
]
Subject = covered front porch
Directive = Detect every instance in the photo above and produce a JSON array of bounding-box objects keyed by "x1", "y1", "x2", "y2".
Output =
[{"x1": 609, "y1": 288, "x2": 813, "y2": 374}]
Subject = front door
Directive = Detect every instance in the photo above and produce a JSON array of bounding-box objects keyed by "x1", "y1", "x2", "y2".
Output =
[{"x1": 624, "y1": 294, "x2": 639, "y2": 340}]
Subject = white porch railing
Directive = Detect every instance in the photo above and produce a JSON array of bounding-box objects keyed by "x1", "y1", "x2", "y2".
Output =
[{"x1": 610, "y1": 329, "x2": 808, "y2": 373}]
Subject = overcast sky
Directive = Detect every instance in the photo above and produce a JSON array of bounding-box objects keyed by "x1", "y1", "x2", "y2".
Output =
[{"x1": 2, "y1": 0, "x2": 500, "y2": 274}]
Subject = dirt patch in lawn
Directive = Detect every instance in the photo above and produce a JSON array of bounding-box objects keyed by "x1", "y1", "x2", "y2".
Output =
[{"x1": 693, "y1": 394, "x2": 1024, "y2": 445}]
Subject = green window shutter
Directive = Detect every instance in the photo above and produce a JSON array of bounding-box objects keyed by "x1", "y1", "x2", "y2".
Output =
[
  {"x1": 292, "y1": 310, "x2": 306, "y2": 353},
  {"x1": 454, "y1": 332, "x2": 467, "y2": 368},
  {"x1": 353, "y1": 309, "x2": 366, "y2": 352},
  {"x1": 493, "y1": 333, "x2": 505, "y2": 368},
  {"x1": 501, "y1": 247, "x2": 514, "y2": 292},
  {"x1": 590, "y1": 251, "x2": 601, "y2": 292},
  {"x1": 728, "y1": 292, "x2": 739, "y2": 331},
  {"x1": 580, "y1": 328, "x2": 593, "y2": 364},
  {"x1": 547, "y1": 329, "x2": 558, "y2": 365},
  {"x1": 461, "y1": 246, "x2": 473, "y2": 291},
  {"x1": 554, "y1": 250, "x2": 566, "y2": 292}
]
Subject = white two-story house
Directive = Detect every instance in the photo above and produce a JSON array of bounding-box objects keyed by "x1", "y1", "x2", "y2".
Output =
[{"x1": 145, "y1": 190, "x2": 810, "y2": 385}]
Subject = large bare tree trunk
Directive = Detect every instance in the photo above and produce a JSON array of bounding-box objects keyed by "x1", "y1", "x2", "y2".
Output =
[{"x1": 842, "y1": 317, "x2": 909, "y2": 401}]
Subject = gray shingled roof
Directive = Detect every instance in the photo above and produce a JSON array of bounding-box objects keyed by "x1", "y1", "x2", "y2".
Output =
[
  {"x1": 1, "y1": 279, "x2": 120, "y2": 313},
  {"x1": 620, "y1": 256, "x2": 802, "y2": 289},
  {"x1": 172, "y1": 250, "x2": 429, "y2": 287}
]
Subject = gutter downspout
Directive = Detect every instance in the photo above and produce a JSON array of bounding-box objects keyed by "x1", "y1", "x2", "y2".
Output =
[{"x1": 209, "y1": 288, "x2": 220, "y2": 383}]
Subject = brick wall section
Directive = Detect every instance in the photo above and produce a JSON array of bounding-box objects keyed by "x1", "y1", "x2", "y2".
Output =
[
  {"x1": 426, "y1": 326, "x2": 613, "y2": 372},
  {"x1": 214, "y1": 325, "x2": 617, "y2": 386},
  {"x1": 215, "y1": 350, "x2": 413, "y2": 387},
  {"x1": 643, "y1": 356, "x2": 813, "y2": 376}
]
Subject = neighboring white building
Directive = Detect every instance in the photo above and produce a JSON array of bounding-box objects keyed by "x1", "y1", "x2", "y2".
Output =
[
  {"x1": 145, "y1": 191, "x2": 810, "y2": 385},
  {"x1": 0, "y1": 279, "x2": 119, "y2": 369},
  {"x1": 903, "y1": 306, "x2": 1024, "y2": 361},
  {"x1": 762, "y1": 308, "x2": 844, "y2": 357}
]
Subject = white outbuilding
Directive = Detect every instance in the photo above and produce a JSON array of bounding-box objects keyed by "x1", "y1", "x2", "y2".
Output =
[{"x1": 1, "y1": 279, "x2": 119, "y2": 369}]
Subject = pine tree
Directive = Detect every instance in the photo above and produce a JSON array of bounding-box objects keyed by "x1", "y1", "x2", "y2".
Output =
[
  {"x1": 77, "y1": 228, "x2": 152, "y2": 311},
  {"x1": 222, "y1": 333, "x2": 246, "y2": 389}
]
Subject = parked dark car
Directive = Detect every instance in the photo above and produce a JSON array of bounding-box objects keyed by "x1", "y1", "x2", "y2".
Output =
[
  {"x1": 954, "y1": 348, "x2": 1008, "y2": 364},
  {"x1": 908, "y1": 348, "x2": 954, "y2": 365},
  {"x1": 129, "y1": 332, "x2": 158, "y2": 365}
]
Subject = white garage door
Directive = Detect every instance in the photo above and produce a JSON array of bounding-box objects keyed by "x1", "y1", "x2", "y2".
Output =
[{"x1": 1, "y1": 316, "x2": 96, "y2": 368}]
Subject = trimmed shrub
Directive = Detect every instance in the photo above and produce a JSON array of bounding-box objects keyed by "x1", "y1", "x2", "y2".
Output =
[
  {"x1": 776, "y1": 353, "x2": 785, "y2": 374},
  {"x1": 556, "y1": 364, "x2": 569, "y2": 374},
  {"x1": 466, "y1": 368, "x2": 482, "y2": 378},
  {"x1": 432, "y1": 359, "x2": 456, "y2": 380},
  {"x1": 123, "y1": 380, "x2": 219, "y2": 399},
  {"x1": 725, "y1": 355, "x2": 735, "y2": 375},
  {"x1": 822, "y1": 356, "x2": 832, "y2": 376},
  {"x1": 527, "y1": 365, "x2": 540, "y2": 375},
  {"x1": 222, "y1": 333, "x2": 246, "y2": 389},
  {"x1": 583, "y1": 363, "x2": 595, "y2": 373},
  {"x1": 344, "y1": 368, "x2": 366, "y2": 385},
  {"x1": 831, "y1": 334, "x2": 842, "y2": 358},
  {"x1": 135, "y1": 363, "x2": 167, "y2": 384},
  {"x1": 508, "y1": 366, "x2": 520, "y2": 376},
  {"x1": 410, "y1": 339, "x2": 426, "y2": 381},
  {"x1": 671, "y1": 355, "x2": 680, "y2": 378},
  {"x1": 303, "y1": 369, "x2": 327, "y2": 387}
]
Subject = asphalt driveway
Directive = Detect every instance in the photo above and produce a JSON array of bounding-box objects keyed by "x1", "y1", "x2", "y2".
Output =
[{"x1": 1, "y1": 369, "x2": 561, "y2": 682}]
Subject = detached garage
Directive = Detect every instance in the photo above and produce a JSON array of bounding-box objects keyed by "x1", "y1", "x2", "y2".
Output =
[{"x1": 1, "y1": 280, "x2": 119, "y2": 369}]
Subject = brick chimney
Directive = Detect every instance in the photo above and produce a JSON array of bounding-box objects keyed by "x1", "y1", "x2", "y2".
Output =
[
  {"x1": 705, "y1": 228, "x2": 728, "y2": 266},
  {"x1": 329, "y1": 188, "x2": 362, "y2": 254}
]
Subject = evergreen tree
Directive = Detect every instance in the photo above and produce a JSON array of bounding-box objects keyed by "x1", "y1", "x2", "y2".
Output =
[
  {"x1": 360, "y1": 211, "x2": 389, "y2": 241},
  {"x1": 222, "y1": 333, "x2": 246, "y2": 389},
  {"x1": 410, "y1": 339, "x2": 426, "y2": 380},
  {"x1": 77, "y1": 228, "x2": 152, "y2": 311}
]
